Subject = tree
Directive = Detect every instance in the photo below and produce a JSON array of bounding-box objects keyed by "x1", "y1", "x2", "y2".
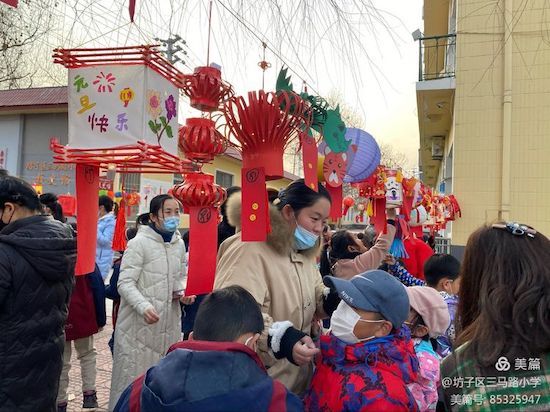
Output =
[
  {"x1": 325, "y1": 90, "x2": 365, "y2": 129},
  {"x1": 379, "y1": 142, "x2": 408, "y2": 170},
  {"x1": 0, "y1": 0, "x2": 57, "y2": 89}
]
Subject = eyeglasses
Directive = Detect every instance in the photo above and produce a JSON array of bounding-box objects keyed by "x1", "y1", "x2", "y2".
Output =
[{"x1": 492, "y1": 222, "x2": 536, "y2": 238}]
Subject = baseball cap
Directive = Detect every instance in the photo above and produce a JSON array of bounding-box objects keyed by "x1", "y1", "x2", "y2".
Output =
[
  {"x1": 324, "y1": 270, "x2": 410, "y2": 329},
  {"x1": 406, "y1": 286, "x2": 450, "y2": 338}
]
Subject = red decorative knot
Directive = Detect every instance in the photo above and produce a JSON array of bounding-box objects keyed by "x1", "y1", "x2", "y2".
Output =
[
  {"x1": 223, "y1": 90, "x2": 310, "y2": 179},
  {"x1": 171, "y1": 172, "x2": 227, "y2": 208},
  {"x1": 181, "y1": 66, "x2": 234, "y2": 112},
  {"x1": 178, "y1": 118, "x2": 226, "y2": 164}
]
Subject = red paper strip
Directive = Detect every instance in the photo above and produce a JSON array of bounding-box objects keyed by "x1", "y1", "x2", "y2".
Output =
[
  {"x1": 301, "y1": 132, "x2": 318, "y2": 192},
  {"x1": 112, "y1": 198, "x2": 127, "y2": 252},
  {"x1": 241, "y1": 167, "x2": 270, "y2": 242},
  {"x1": 186, "y1": 206, "x2": 219, "y2": 295},
  {"x1": 75, "y1": 164, "x2": 99, "y2": 276},
  {"x1": 373, "y1": 198, "x2": 387, "y2": 234},
  {"x1": 402, "y1": 195, "x2": 413, "y2": 222},
  {"x1": 411, "y1": 226, "x2": 423, "y2": 239},
  {"x1": 326, "y1": 184, "x2": 343, "y2": 220},
  {"x1": 129, "y1": 0, "x2": 136, "y2": 22},
  {"x1": 0, "y1": 0, "x2": 18, "y2": 7}
]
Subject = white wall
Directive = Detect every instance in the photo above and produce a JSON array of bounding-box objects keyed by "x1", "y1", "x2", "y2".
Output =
[{"x1": 0, "y1": 115, "x2": 23, "y2": 175}]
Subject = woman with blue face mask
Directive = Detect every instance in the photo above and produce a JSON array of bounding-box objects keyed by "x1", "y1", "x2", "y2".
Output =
[
  {"x1": 109, "y1": 194, "x2": 196, "y2": 409},
  {"x1": 215, "y1": 179, "x2": 340, "y2": 395}
]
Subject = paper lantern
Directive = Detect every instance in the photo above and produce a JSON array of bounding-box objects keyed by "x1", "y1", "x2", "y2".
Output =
[
  {"x1": 410, "y1": 205, "x2": 428, "y2": 227},
  {"x1": 322, "y1": 146, "x2": 347, "y2": 188},
  {"x1": 385, "y1": 169, "x2": 404, "y2": 208},
  {"x1": 343, "y1": 196, "x2": 355, "y2": 215},
  {"x1": 172, "y1": 172, "x2": 226, "y2": 296},
  {"x1": 342, "y1": 128, "x2": 381, "y2": 183},
  {"x1": 181, "y1": 66, "x2": 234, "y2": 112},
  {"x1": 178, "y1": 118, "x2": 226, "y2": 163},
  {"x1": 224, "y1": 90, "x2": 309, "y2": 179}
]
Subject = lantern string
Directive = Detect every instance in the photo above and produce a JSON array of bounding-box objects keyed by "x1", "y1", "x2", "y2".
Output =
[{"x1": 206, "y1": 0, "x2": 214, "y2": 66}]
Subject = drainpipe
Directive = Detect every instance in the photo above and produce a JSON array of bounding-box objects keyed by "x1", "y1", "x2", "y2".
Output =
[{"x1": 500, "y1": 0, "x2": 513, "y2": 221}]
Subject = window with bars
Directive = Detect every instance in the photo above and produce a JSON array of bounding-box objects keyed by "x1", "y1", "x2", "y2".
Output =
[
  {"x1": 215, "y1": 170, "x2": 234, "y2": 188},
  {"x1": 120, "y1": 173, "x2": 141, "y2": 221}
]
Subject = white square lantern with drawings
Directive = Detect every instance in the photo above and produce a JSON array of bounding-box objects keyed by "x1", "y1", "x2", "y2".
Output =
[{"x1": 68, "y1": 64, "x2": 178, "y2": 155}]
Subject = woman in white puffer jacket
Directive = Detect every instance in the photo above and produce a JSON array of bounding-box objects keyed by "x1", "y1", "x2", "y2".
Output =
[{"x1": 108, "y1": 194, "x2": 195, "y2": 410}]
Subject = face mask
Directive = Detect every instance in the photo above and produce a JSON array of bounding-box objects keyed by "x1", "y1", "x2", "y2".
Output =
[
  {"x1": 244, "y1": 335, "x2": 257, "y2": 352},
  {"x1": 162, "y1": 216, "x2": 180, "y2": 232},
  {"x1": 331, "y1": 301, "x2": 385, "y2": 344},
  {"x1": 294, "y1": 224, "x2": 319, "y2": 250},
  {"x1": 0, "y1": 208, "x2": 14, "y2": 232}
]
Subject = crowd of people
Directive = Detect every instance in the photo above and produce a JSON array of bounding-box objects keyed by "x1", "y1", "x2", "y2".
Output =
[{"x1": 0, "y1": 170, "x2": 548, "y2": 412}]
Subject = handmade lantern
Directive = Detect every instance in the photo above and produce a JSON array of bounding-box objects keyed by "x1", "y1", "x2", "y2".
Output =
[
  {"x1": 172, "y1": 172, "x2": 226, "y2": 295},
  {"x1": 385, "y1": 169, "x2": 404, "y2": 208},
  {"x1": 179, "y1": 118, "x2": 226, "y2": 163},
  {"x1": 181, "y1": 66, "x2": 234, "y2": 112},
  {"x1": 224, "y1": 90, "x2": 309, "y2": 240},
  {"x1": 322, "y1": 145, "x2": 347, "y2": 220},
  {"x1": 342, "y1": 128, "x2": 381, "y2": 183},
  {"x1": 343, "y1": 196, "x2": 355, "y2": 216}
]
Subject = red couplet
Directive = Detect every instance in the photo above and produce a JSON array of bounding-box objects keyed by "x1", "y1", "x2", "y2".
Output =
[
  {"x1": 241, "y1": 167, "x2": 270, "y2": 242},
  {"x1": 186, "y1": 206, "x2": 219, "y2": 295},
  {"x1": 75, "y1": 164, "x2": 99, "y2": 276}
]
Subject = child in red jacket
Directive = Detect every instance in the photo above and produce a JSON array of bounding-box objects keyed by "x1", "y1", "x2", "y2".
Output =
[{"x1": 305, "y1": 270, "x2": 419, "y2": 412}]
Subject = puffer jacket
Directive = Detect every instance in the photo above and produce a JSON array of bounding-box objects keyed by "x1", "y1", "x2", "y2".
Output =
[
  {"x1": 215, "y1": 194, "x2": 326, "y2": 395},
  {"x1": 0, "y1": 215, "x2": 76, "y2": 412},
  {"x1": 96, "y1": 212, "x2": 116, "y2": 279},
  {"x1": 109, "y1": 225, "x2": 186, "y2": 410}
]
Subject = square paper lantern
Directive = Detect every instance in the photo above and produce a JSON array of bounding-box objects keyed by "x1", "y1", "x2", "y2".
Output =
[{"x1": 68, "y1": 65, "x2": 178, "y2": 155}]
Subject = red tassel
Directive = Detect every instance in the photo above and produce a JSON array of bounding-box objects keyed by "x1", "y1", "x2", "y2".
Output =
[
  {"x1": 75, "y1": 165, "x2": 99, "y2": 276},
  {"x1": 373, "y1": 198, "x2": 387, "y2": 234},
  {"x1": 112, "y1": 199, "x2": 127, "y2": 252},
  {"x1": 186, "y1": 206, "x2": 219, "y2": 295},
  {"x1": 241, "y1": 167, "x2": 270, "y2": 242}
]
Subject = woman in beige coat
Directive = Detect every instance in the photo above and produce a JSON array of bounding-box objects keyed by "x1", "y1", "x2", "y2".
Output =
[
  {"x1": 108, "y1": 195, "x2": 194, "y2": 410},
  {"x1": 215, "y1": 180, "x2": 339, "y2": 395}
]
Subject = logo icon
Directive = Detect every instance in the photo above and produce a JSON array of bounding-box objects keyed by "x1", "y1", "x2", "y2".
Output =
[{"x1": 495, "y1": 356, "x2": 511, "y2": 372}]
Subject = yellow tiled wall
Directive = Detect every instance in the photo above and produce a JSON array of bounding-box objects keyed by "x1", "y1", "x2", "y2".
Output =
[{"x1": 451, "y1": 0, "x2": 550, "y2": 245}]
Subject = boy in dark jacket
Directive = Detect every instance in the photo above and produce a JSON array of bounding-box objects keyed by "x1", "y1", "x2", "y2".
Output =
[
  {"x1": 305, "y1": 270, "x2": 419, "y2": 412},
  {"x1": 115, "y1": 286, "x2": 302, "y2": 412}
]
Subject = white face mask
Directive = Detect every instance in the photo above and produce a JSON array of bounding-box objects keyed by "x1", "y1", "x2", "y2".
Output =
[{"x1": 330, "y1": 301, "x2": 385, "y2": 344}]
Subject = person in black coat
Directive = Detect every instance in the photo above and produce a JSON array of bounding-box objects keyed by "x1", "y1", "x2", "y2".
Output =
[{"x1": 0, "y1": 175, "x2": 77, "y2": 412}]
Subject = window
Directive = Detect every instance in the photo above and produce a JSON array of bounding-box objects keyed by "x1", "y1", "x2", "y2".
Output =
[
  {"x1": 120, "y1": 173, "x2": 141, "y2": 220},
  {"x1": 215, "y1": 170, "x2": 234, "y2": 188}
]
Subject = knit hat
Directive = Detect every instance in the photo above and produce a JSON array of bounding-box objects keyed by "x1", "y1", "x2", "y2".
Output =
[{"x1": 406, "y1": 286, "x2": 450, "y2": 338}]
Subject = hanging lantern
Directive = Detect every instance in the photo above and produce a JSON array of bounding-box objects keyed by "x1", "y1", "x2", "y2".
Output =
[
  {"x1": 172, "y1": 172, "x2": 226, "y2": 295},
  {"x1": 179, "y1": 118, "x2": 226, "y2": 163},
  {"x1": 343, "y1": 196, "x2": 355, "y2": 216},
  {"x1": 181, "y1": 66, "x2": 234, "y2": 112},
  {"x1": 342, "y1": 128, "x2": 381, "y2": 183},
  {"x1": 385, "y1": 169, "x2": 404, "y2": 208}
]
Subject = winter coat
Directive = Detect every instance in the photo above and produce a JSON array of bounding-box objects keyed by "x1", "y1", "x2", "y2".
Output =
[
  {"x1": 305, "y1": 329, "x2": 420, "y2": 412},
  {"x1": 215, "y1": 194, "x2": 327, "y2": 394},
  {"x1": 109, "y1": 225, "x2": 186, "y2": 410},
  {"x1": 0, "y1": 215, "x2": 76, "y2": 412},
  {"x1": 114, "y1": 340, "x2": 304, "y2": 412},
  {"x1": 332, "y1": 224, "x2": 396, "y2": 279},
  {"x1": 65, "y1": 265, "x2": 106, "y2": 341},
  {"x1": 96, "y1": 212, "x2": 116, "y2": 279}
]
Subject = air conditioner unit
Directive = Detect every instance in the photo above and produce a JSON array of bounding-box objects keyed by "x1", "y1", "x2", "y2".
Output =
[{"x1": 431, "y1": 136, "x2": 445, "y2": 160}]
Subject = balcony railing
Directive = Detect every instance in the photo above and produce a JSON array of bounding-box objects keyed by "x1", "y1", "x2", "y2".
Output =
[{"x1": 418, "y1": 34, "x2": 456, "y2": 82}]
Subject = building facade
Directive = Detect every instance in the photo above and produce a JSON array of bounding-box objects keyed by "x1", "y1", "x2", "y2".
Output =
[{"x1": 416, "y1": 0, "x2": 550, "y2": 257}]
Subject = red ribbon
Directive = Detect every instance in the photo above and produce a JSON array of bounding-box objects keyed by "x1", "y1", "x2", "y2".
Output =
[
  {"x1": 75, "y1": 165, "x2": 99, "y2": 276},
  {"x1": 186, "y1": 206, "x2": 219, "y2": 295}
]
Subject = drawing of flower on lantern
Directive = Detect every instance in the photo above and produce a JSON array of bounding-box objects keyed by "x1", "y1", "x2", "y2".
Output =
[
  {"x1": 147, "y1": 90, "x2": 174, "y2": 144},
  {"x1": 93, "y1": 72, "x2": 116, "y2": 93}
]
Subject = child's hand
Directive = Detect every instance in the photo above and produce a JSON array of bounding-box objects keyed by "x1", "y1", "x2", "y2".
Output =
[
  {"x1": 292, "y1": 335, "x2": 320, "y2": 366},
  {"x1": 383, "y1": 254, "x2": 396, "y2": 266},
  {"x1": 180, "y1": 295, "x2": 196, "y2": 305}
]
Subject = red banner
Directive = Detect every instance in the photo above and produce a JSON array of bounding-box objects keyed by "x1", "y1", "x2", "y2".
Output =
[
  {"x1": 373, "y1": 197, "x2": 387, "y2": 234},
  {"x1": 241, "y1": 167, "x2": 270, "y2": 242},
  {"x1": 326, "y1": 184, "x2": 343, "y2": 220},
  {"x1": 186, "y1": 206, "x2": 218, "y2": 295},
  {"x1": 75, "y1": 164, "x2": 99, "y2": 276}
]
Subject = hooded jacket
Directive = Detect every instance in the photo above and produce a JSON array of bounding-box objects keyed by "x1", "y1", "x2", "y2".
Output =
[
  {"x1": 0, "y1": 215, "x2": 76, "y2": 412},
  {"x1": 305, "y1": 328, "x2": 420, "y2": 412},
  {"x1": 109, "y1": 225, "x2": 187, "y2": 410},
  {"x1": 215, "y1": 194, "x2": 327, "y2": 394},
  {"x1": 114, "y1": 341, "x2": 303, "y2": 412},
  {"x1": 96, "y1": 212, "x2": 116, "y2": 279}
]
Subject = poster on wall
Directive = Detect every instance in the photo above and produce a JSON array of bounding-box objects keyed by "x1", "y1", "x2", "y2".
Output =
[
  {"x1": 68, "y1": 65, "x2": 178, "y2": 155},
  {"x1": 138, "y1": 177, "x2": 175, "y2": 215}
]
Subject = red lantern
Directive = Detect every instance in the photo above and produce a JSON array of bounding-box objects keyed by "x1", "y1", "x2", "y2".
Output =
[
  {"x1": 224, "y1": 90, "x2": 309, "y2": 179},
  {"x1": 343, "y1": 196, "x2": 355, "y2": 215},
  {"x1": 178, "y1": 118, "x2": 226, "y2": 163},
  {"x1": 172, "y1": 172, "x2": 226, "y2": 296},
  {"x1": 181, "y1": 66, "x2": 234, "y2": 112}
]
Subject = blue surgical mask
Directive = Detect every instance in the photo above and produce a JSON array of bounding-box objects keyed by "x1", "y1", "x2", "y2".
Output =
[
  {"x1": 162, "y1": 216, "x2": 180, "y2": 232},
  {"x1": 294, "y1": 224, "x2": 319, "y2": 250}
]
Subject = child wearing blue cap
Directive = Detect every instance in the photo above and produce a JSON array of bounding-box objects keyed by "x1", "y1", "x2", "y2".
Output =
[{"x1": 305, "y1": 270, "x2": 420, "y2": 412}]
